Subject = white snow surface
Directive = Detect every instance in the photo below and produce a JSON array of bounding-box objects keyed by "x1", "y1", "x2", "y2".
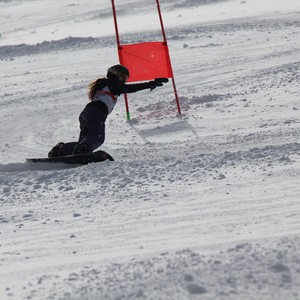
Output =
[{"x1": 1, "y1": 0, "x2": 300, "y2": 299}]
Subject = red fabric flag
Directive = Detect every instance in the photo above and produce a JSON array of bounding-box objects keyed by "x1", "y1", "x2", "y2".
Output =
[{"x1": 118, "y1": 41, "x2": 173, "y2": 82}]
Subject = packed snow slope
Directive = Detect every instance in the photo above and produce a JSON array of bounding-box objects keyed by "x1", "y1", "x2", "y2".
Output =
[{"x1": 1, "y1": 0, "x2": 300, "y2": 299}]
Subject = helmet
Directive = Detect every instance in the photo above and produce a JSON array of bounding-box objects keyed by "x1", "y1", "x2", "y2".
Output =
[{"x1": 107, "y1": 64, "x2": 129, "y2": 84}]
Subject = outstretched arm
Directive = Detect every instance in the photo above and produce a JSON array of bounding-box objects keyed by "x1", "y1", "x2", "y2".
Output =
[{"x1": 123, "y1": 78, "x2": 169, "y2": 94}]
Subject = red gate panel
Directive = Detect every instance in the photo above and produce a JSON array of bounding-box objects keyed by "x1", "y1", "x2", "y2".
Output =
[{"x1": 118, "y1": 42, "x2": 173, "y2": 82}]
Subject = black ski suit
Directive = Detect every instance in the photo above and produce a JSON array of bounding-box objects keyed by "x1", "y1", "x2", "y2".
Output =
[{"x1": 53, "y1": 77, "x2": 164, "y2": 156}]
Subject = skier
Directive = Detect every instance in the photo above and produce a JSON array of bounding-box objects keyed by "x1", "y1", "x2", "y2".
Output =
[{"x1": 48, "y1": 64, "x2": 169, "y2": 158}]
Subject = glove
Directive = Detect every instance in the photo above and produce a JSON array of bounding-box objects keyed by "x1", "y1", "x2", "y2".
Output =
[{"x1": 149, "y1": 78, "x2": 169, "y2": 90}]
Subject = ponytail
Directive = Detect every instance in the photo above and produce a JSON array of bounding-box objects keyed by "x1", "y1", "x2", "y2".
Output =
[{"x1": 87, "y1": 78, "x2": 104, "y2": 101}]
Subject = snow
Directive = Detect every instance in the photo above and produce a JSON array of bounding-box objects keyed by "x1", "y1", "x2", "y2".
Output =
[{"x1": 1, "y1": 0, "x2": 300, "y2": 299}]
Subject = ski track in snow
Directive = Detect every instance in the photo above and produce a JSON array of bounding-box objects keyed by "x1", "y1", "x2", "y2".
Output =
[{"x1": 1, "y1": 0, "x2": 300, "y2": 299}]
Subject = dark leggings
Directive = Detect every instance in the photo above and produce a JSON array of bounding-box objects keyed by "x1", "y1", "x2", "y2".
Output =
[{"x1": 59, "y1": 104, "x2": 107, "y2": 156}]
